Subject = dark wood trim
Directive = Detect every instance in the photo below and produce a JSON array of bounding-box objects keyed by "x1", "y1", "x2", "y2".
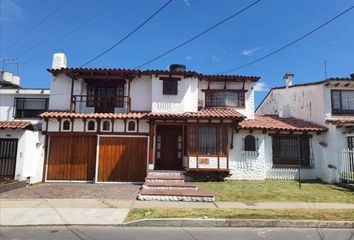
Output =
[
  {"x1": 70, "y1": 77, "x2": 75, "y2": 112},
  {"x1": 124, "y1": 119, "x2": 127, "y2": 133},
  {"x1": 149, "y1": 122, "x2": 155, "y2": 165},
  {"x1": 58, "y1": 118, "x2": 62, "y2": 132},
  {"x1": 137, "y1": 119, "x2": 140, "y2": 133},
  {"x1": 154, "y1": 121, "x2": 234, "y2": 126},
  {"x1": 45, "y1": 132, "x2": 149, "y2": 136},
  {"x1": 111, "y1": 119, "x2": 114, "y2": 132},
  {"x1": 201, "y1": 89, "x2": 247, "y2": 92},
  {"x1": 42, "y1": 135, "x2": 49, "y2": 182},
  {"x1": 71, "y1": 118, "x2": 74, "y2": 132}
]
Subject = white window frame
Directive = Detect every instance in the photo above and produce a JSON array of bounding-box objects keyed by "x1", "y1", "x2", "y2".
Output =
[
  {"x1": 86, "y1": 119, "x2": 97, "y2": 132},
  {"x1": 61, "y1": 119, "x2": 72, "y2": 132},
  {"x1": 101, "y1": 120, "x2": 112, "y2": 132},
  {"x1": 126, "y1": 120, "x2": 137, "y2": 132}
]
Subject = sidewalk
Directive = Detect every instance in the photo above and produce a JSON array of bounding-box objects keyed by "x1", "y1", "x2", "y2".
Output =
[{"x1": 1, "y1": 198, "x2": 353, "y2": 226}]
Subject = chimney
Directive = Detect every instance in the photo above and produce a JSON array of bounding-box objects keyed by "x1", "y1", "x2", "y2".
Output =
[
  {"x1": 283, "y1": 73, "x2": 294, "y2": 88},
  {"x1": 52, "y1": 52, "x2": 67, "y2": 69}
]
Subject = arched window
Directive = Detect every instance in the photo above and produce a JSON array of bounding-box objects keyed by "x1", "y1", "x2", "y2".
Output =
[
  {"x1": 128, "y1": 121, "x2": 136, "y2": 131},
  {"x1": 87, "y1": 120, "x2": 95, "y2": 131},
  {"x1": 102, "y1": 120, "x2": 111, "y2": 131},
  {"x1": 244, "y1": 135, "x2": 256, "y2": 151},
  {"x1": 62, "y1": 120, "x2": 71, "y2": 131}
]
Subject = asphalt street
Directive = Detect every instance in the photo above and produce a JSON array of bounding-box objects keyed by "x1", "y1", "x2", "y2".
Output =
[{"x1": 0, "y1": 226, "x2": 353, "y2": 240}]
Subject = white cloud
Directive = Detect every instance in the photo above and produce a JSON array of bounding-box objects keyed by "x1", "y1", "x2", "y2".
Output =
[
  {"x1": 253, "y1": 82, "x2": 269, "y2": 92},
  {"x1": 183, "y1": 0, "x2": 191, "y2": 6},
  {"x1": 186, "y1": 56, "x2": 192, "y2": 60},
  {"x1": 241, "y1": 47, "x2": 262, "y2": 56},
  {"x1": 211, "y1": 56, "x2": 220, "y2": 61},
  {"x1": 1, "y1": 0, "x2": 28, "y2": 23}
]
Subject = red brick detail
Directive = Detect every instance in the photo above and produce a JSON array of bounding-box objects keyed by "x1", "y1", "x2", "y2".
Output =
[{"x1": 139, "y1": 189, "x2": 214, "y2": 197}]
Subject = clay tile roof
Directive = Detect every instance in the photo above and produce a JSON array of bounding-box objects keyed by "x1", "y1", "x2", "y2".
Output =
[
  {"x1": 0, "y1": 121, "x2": 35, "y2": 130},
  {"x1": 47, "y1": 67, "x2": 260, "y2": 82},
  {"x1": 325, "y1": 117, "x2": 354, "y2": 125},
  {"x1": 39, "y1": 111, "x2": 148, "y2": 119},
  {"x1": 239, "y1": 115, "x2": 327, "y2": 132},
  {"x1": 148, "y1": 108, "x2": 245, "y2": 120}
]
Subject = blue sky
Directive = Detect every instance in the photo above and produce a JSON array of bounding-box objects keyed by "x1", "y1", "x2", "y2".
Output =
[{"x1": 1, "y1": 0, "x2": 354, "y2": 106}]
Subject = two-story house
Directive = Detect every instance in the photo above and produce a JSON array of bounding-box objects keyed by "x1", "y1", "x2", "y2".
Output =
[
  {"x1": 41, "y1": 53, "x2": 328, "y2": 188},
  {"x1": 0, "y1": 71, "x2": 49, "y2": 183},
  {"x1": 257, "y1": 73, "x2": 354, "y2": 183}
]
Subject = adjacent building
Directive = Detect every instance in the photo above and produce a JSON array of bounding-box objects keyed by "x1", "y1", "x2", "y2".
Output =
[{"x1": 0, "y1": 71, "x2": 49, "y2": 183}]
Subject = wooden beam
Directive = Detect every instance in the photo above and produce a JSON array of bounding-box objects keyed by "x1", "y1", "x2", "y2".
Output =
[
  {"x1": 149, "y1": 122, "x2": 155, "y2": 165},
  {"x1": 334, "y1": 82, "x2": 340, "y2": 87}
]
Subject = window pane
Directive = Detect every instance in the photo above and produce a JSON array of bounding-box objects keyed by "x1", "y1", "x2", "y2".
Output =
[
  {"x1": 199, "y1": 126, "x2": 216, "y2": 155},
  {"x1": 341, "y1": 91, "x2": 354, "y2": 111},
  {"x1": 205, "y1": 91, "x2": 241, "y2": 107}
]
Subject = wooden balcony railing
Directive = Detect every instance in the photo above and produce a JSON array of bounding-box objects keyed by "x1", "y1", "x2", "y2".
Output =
[{"x1": 71, "y1": 95, "x2": 131, "y2": 113}]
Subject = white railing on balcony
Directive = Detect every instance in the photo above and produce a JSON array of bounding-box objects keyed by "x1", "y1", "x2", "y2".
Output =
[{"x1": 338, "y1": 149, "x2": 354, "y2": 183}]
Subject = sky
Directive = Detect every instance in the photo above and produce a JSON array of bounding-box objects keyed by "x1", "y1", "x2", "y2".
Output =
[{"x1": 1, "y1": 0, "x2": 354, "y2": 106}]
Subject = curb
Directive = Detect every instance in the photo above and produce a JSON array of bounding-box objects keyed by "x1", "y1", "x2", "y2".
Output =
[{"x1": 124, "y1": 218, "x2": 354, "y2": 229}]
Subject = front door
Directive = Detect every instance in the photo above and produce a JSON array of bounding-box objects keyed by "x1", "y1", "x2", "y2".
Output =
[{"x1": 155, "y1": 126, "x2": 183, "y2": 170}]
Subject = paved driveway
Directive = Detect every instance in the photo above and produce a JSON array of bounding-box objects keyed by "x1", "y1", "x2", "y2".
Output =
[{"x1": 0, "y1": 183, "x2": 141, "y2": 199}]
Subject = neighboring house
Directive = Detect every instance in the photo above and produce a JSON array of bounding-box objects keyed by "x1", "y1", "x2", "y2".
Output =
[
  {"x1": 0, "y1": 71, "x2": 50, "y2": 183},
  {"x1": 257, "y1": 73, "x2": 354, "y2": 183},
  {"x1": 40, "y1": 53, "x2": 328, "y2": 184}
]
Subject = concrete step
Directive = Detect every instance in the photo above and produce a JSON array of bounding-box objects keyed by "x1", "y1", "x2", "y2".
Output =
[
  {"x1": 147, "y1": 170, "x2": 185, "y2": 176},
  {"x1": 137, "y1": 189, "x2": 214, "y2": 202},
  {"x1": 142, "y1": 182, "x2": 198, "y2": 190},
  {"x1": 145, "y1": 175, "x2": 185, "y2": 183}
]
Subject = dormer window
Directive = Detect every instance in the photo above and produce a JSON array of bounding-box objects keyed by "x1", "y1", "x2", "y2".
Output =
[
  {"x1": 205, "y1": 90, "x2": 245, "y2": 108},
  {"x1": 161, "y1": 77, "x2": 179, "y2": 95}
]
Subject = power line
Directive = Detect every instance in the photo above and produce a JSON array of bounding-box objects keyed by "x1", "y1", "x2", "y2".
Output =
[
  {"x1": 3, "y1": 0, "x2": 70, "y2": 54},
  {"x1": 219, "y1": 5, "x2": 354, "y2": 74},
  {"x1": 80, "y1": 0, "x2": 174, "y2": 67},
  {"x1": 135, "y1": 0, "x2": 263, "y2": 69}
]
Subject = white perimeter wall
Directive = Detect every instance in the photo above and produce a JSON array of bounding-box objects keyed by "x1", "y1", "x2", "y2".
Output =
[{"x1": 0, "y1": 129, "x2": 45, "y2": 183}]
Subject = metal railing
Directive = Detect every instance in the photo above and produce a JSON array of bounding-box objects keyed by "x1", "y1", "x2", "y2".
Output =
[
  {"x1": 338, "y1": 149, "x2": 354, "y2": 183},
  {"x1": 71, "y1": 95, "x2": 131, "y2": 113}
]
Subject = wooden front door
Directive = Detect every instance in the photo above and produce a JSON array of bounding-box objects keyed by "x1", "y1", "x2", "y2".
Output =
[
  {"x1": 155, "y1": 126, "x2": 183, "y2": 170},
  {"x1": 47, "y1": 136, "x2": 96, "y2": 181},
  {"x1": 0, "y1": 138, "x2": 18, "y2": 179},
  {"x1": 98, "y1": 137, "x2": 147, "y2": 182}
]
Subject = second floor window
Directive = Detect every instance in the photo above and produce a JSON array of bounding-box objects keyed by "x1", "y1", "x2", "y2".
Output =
[
  {"x1": 205, "y1": 91, "x2": 245, "y2": 108},
  {"x1": 14, "y1": 98, "x2": 48, "y2": 119},
  {"x1": 332, "y1": 90, "x2": 354, "y2": 115},
  {"x1": 86, "y1": 83, "x2": 125, "y2": 110},
  {"x1": 161, "y1": 77, "x2": 179, "y2": 95}
]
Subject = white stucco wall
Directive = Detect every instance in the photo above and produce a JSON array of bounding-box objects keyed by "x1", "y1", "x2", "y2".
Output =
[
  {"x1": 257, "y1": 84, "x2": 326, "y2": 125},
  {"x1": 151, "y1": 75, "x2": 198, "y2": 113},
  {"x1": 131, "y1": 76, "x2": 152, "y2": 112},
  {"x1": 0, "y1": 129, "x2": 45, "y2": 183},
  {"x1": 49, "y1": 73, "x2": 75, "y2": 111}
]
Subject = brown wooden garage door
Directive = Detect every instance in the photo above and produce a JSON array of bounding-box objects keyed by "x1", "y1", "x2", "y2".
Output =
[
  {"x1": 98, "y1": 137, "x2": 147, "y2": 182},
  {"x1": 47, "y1": 136, "x2": 96, "y2": 181}
]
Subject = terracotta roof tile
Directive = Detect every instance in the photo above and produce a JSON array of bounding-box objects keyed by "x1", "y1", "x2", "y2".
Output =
[
  {"x1": 0, "y1": 121, "x2": 34, "y2": 130},
  {"x1": 40, "y1": 108, "x2": 244, "y2": 120},
  {"x1": 148, "y1": 108, "x2": 245, "y2": 120},
  {"x1": 48, "y1": 67, "x2": 260, "y2": 82},
  {"x1": 39, "y1": 111, "x2": 147, "y2": 119},
  {"x1": 239, "y1": 115, "x2": 327, "y2": 132},
  {"x1": 325, "y1": 118, "x2": 354, "y2": 125}
]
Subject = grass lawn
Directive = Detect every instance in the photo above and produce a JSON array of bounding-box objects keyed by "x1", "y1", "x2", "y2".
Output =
[
  {"x1": 197, "y1": 180, "x2": 354, "y2": 203},
  {"x1": 126, "y1": 208, "x2": 354, "y2": 222}
]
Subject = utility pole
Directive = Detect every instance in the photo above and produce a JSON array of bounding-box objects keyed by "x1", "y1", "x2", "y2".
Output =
[{"x1": 320, "y1": 60, "x2": 328, "y2": 79}]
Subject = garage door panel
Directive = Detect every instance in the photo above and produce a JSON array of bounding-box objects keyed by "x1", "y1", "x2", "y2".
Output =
[
  {"x1": 98, "y1": 137, "x2": 147, "y2": 182},
  {"x1": 47, "y1": 136, "x2": 96, "y2": 181}
]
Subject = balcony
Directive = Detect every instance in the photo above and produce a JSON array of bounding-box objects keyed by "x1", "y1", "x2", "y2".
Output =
[{"x1": 71, "y1": 95, "x2": 131, "y2": 113}]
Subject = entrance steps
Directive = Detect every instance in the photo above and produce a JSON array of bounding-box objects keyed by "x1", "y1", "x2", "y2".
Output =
[{"x1": 138, "y1": 170, "x2": 214, "y2": 202}]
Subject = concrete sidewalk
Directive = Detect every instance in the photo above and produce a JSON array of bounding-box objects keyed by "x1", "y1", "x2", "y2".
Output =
[
  {"x1": 1, "y1": 199, "x2": 353, "y2": 226},
  {"x1": 0, "y1": 199, "x2": 134, "y2": 226}
]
